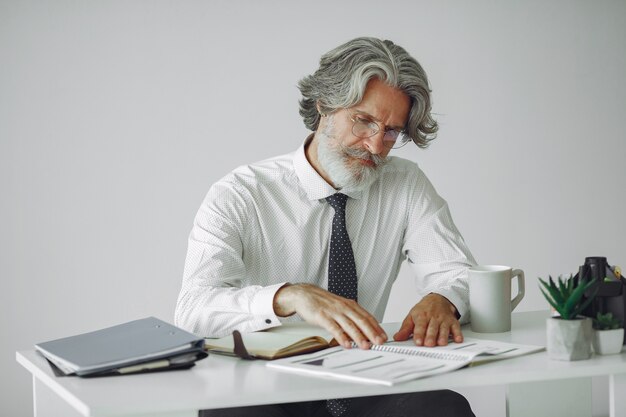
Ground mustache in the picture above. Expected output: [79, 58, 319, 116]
[342, 146, 387, 167]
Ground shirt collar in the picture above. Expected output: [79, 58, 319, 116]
[293, 135, 363, 201]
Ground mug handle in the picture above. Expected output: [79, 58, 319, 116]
[510, 269, 525, 311]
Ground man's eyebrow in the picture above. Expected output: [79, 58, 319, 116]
[353, 110, 405, 131]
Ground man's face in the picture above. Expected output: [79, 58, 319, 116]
[314, 78, 411, 190]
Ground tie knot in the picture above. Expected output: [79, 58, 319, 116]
[326, 193, 348, 211]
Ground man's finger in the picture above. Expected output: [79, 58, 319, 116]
[345, 306, 387, 345]
[422, 317, 441, 347]
[411, 314, 429, 346]
[450, 320, 464, 343]
[437, 322, 450, 346]
[335, 316, 370, 349]
[319, 318, 353, 348]
[393, 315, 414, 341]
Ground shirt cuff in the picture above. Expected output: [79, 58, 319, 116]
[249, 282, 287, 330]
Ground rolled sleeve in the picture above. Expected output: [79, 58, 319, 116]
[175, 182, 289, 338]
[403, 173, 476, 324]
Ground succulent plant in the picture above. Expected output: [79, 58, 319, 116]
[593, 312, 623, 330]
[538, 274, 598, 320]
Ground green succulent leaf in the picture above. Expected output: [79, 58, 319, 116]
[539, 288, 563, 316]
[538, 274, 598, 320]
[573, 282, 599, 318]
[593, 312, 623, 330]
[539, 277, 564, 305]
[558, 276, 568, 300]
[562, 281, 589, 319]
[548, 275, 557, 290]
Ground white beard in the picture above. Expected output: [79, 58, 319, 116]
[316, 116, 387, 192]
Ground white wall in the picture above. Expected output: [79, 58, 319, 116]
[2, 1, 625, 416]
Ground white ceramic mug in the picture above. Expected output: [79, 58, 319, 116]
[469, 265, 525, 333]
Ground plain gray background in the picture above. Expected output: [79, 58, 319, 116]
[2, 1, 625, 416]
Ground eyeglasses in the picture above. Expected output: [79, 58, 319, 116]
[348, 112, 411, 149]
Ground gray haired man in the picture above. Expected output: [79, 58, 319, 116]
[178, 37, 477, 417]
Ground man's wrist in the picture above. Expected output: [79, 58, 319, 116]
[273, 283, 296, 317]
[427, 292, 461, 319]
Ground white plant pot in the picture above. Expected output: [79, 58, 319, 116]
[592, 328, 625, 355]
[546, 316, 593, 361]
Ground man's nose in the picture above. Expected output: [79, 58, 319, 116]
[362, 131, 385, 155]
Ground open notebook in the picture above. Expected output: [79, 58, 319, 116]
[266, 337, 544, 386]
[204, 322, 338, 360]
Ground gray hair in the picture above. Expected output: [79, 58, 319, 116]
[298, 37, 438, 148]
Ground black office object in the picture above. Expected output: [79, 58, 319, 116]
[576, 256, 626, 344]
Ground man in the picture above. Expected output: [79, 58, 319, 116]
[176, 37, 476, 417]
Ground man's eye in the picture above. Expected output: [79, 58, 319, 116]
[357, 117, 377, 129]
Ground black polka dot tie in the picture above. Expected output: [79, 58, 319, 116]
[325, 193, 357, 417]
[326, 193, 358, 301]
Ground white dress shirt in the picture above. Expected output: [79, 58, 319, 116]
[175, 137, 477, 338]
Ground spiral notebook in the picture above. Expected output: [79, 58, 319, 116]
[266, 337, 543, 386]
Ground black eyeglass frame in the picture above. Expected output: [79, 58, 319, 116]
[348, 111, 412, 149]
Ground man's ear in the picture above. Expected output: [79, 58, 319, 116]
[316, 101, 326, 118]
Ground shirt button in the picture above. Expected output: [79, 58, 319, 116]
[265, 319, 272, 324]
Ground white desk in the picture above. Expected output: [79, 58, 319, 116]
[16, 311, 626, 417]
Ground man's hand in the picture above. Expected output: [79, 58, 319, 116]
[393, 293, 463, 347]
[273, 283, 387, 349]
